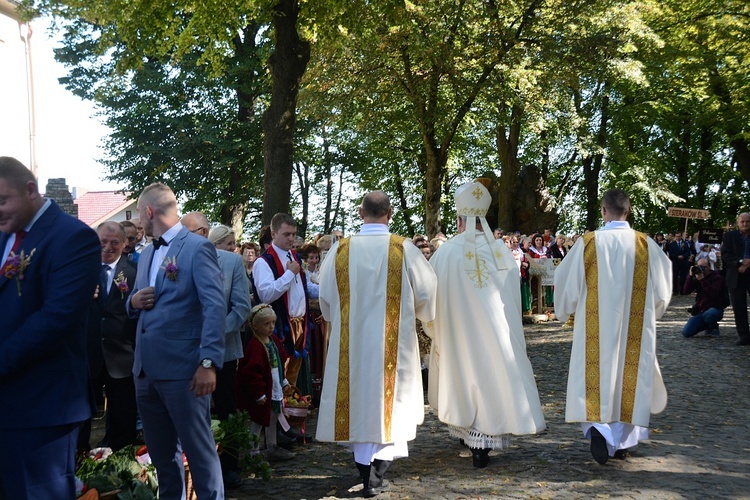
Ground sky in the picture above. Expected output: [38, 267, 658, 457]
[1, 14, 123, 194]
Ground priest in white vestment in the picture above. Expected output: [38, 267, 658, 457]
[554, 189, 672, 465]
[317, 191, 437, 497]
[423, 179, 546, 468]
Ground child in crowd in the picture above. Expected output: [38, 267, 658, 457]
[236, 304, 294, 461]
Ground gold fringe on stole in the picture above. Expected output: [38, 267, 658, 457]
[383, 235, 406, 442]
[334, 238, 352, 440]
[582, 232, 601, 421]
[620, 232, 649, 423]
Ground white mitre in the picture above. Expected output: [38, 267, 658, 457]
[455, 179, 504, 271]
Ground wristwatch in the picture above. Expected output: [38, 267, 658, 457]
[200, 358, 214, 369]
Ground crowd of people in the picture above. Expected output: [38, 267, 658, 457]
[3, 153, 749, 499]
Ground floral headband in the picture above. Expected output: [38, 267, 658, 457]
[249, 303, 275, 325]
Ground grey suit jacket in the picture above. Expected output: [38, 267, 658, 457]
[216, 249, 251, 363]
[127, 226, 226, 380]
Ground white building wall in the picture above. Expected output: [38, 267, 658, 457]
[0, 8, 32, 166]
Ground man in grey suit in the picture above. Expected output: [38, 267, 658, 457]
[126, 183, 226, 499]
[181, 213, 251, 488]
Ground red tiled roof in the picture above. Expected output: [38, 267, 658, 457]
[74, 191, 133, 226]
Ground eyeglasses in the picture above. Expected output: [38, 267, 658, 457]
[190, 227, 207, 234]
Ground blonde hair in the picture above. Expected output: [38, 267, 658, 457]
[209, 225, 235, 246]
[250, 304, 276, 329]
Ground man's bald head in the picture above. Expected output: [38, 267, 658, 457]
[359, 190, 392, 223]
[181, 212, 210, 239]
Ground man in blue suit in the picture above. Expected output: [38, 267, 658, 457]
[0, 157, 101, 499]
[126, 183, 226, 499]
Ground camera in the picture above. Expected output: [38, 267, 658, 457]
[691, 265, 703, 275]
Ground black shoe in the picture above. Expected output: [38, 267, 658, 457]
[613, 449, 629, 460]
[223, 469, 243, 489]
[363, 479, 390, 498]
[590, 428, 609, 465]
[471, 448, 490, 468]
[736, 338, 750, 345]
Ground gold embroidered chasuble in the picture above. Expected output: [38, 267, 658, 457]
[316, 231, 437, 445]
[423, 230, 546, 443]
[554, 226, 671, 428]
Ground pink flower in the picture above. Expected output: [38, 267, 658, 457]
[2, 248, 35, 296]
[113, 271, 130, 298]
[161, 257, 179, 282]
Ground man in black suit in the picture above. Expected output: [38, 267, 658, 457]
[721, 213, 750, 345]
[668, 231, 692, 294]
[79, 221, 139, 451]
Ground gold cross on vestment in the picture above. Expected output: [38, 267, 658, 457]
[472, 187, 483, 200]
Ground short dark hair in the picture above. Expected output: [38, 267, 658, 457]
[258, 225, 273, 248]
[361, 191, 391, 218]
[0, 156, 36, 191]
[601, 189, 631, 218]
[120, 220, 137, 231]
[270, 213, 297, 233]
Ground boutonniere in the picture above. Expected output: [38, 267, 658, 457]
[161, 256, 179, 282]
[2, 248, 36, 297]
[113, 270, 130, 298]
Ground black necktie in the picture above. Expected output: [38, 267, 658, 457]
[153, 236, 168, 249]
[287, 251, 298, 283]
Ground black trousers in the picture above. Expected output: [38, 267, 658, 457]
[672, 260, 690, 294]
[730, 273, 750, 339]
[79, 371, 137, 452]
[213, 359, 239, 473]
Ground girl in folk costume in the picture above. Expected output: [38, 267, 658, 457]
[236, 304, 294, 461]
[528, 233, 554, 307]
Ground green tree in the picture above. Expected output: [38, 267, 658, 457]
[30, 0, 309, 227]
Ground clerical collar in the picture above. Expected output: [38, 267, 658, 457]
[359, 223, 389, 235]
[603, 220, 630, 229]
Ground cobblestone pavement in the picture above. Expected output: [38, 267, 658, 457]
[226, 295, 748, 499]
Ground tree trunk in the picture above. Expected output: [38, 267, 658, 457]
[394, 166, 416, 237]
[582, 91, 610, 230]
[731, 137, 750, 183]
[495, 103, 523, 231]
[216, 24, 261, 234]
[261, 0, 310, 224]
[423, 141, 446, 238]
